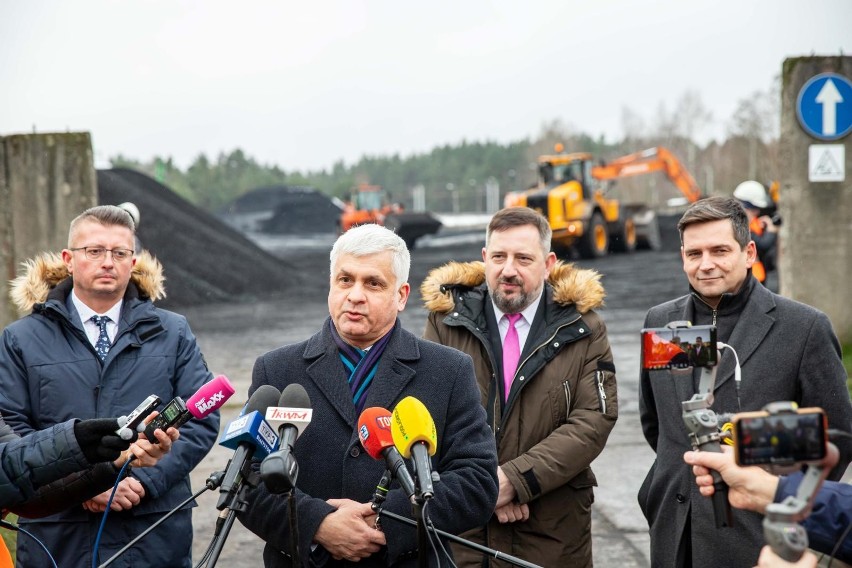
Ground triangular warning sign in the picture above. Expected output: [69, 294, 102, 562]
[809, 144, 845, 182]
[813, 149, 842, 176]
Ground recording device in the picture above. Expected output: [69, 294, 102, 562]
[260, 384, 313, 494]
[641, 324, 717, 370]
[142, 374, 235, 441]
[358, 407, 417, 503]
[116, 395, 161, 440]
[217, 385, 281, 510]
[391, 397, 438, 500]
[733, 406, 827, 468]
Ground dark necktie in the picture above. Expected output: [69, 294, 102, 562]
[90, 315, 112, 362]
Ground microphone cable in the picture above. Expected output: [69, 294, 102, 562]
[92, 457, 132, 568]
[0, 517, 58, 568]
[421, 500, 458, 568]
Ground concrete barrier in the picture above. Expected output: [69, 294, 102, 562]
[0, 132, 97, 328]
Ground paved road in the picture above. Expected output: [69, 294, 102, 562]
[178, 233, 687, 567]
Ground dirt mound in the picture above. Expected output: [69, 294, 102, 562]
[219, 185, 342, 235]
[97, 168, 300, 308]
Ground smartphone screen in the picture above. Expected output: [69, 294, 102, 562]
[640, 325, 717, 370]
[734, 409, 827, 466]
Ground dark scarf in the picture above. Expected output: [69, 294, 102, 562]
[329, 318, 398, 414]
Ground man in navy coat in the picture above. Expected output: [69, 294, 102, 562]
[238, 224, 498, 567]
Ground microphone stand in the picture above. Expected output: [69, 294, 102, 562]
[204, 464, 261, 568]
[98, 471, 225, 568]
[377, 509, 542, 568]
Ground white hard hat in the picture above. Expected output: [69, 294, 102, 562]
[117, 202, 140, 228]
[733, 181, 769, 209]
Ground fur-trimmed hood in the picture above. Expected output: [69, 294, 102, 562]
[420, 260, 605, 315]
[10, 250, 166, 315]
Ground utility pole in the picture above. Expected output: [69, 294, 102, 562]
[779, 56, 852, 343]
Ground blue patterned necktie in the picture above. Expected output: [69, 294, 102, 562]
[90, 315, 112, 362]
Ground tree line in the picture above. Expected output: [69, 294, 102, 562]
[111, 82, 780, 214]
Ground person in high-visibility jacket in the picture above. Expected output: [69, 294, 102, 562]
[733, 181, 778, 284]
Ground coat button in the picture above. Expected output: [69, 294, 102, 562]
[519, 376, 525, 381]
[553, 342, 559, 348]
[578, 328, 585, 333]
[676, 493, 686, 503]
[452, 312, 459, 317]
[350, 447, 360, 458]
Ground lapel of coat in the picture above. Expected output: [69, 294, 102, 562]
[713, 284, 776, 394]
[361, 325, 417, 413]
[303, 320, 418, 425]
[304, 320, 359, 425]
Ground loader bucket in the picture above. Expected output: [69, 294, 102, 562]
[383, 212, 443, 250]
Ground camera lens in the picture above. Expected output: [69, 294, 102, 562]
[771, 213, 782, 227]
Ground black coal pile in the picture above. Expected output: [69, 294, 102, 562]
[219, 185, 342, 234]
[98, 168, 299, 308]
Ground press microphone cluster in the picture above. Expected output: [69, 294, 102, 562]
[217, 385, 281, 510]
[143, 374, 235, 441]
[357, 396, 438, 502]
[114, 375, 235, 442]
[261, 384, 313, 494]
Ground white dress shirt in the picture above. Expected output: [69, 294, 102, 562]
[71, 291, 123, 347]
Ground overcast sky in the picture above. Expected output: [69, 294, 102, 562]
[2, 0, 850, 171]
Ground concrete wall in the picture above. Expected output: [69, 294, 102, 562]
[0, 132, 97, 328]
[779, 56, 852, 343]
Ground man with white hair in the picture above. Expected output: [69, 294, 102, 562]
[238, 224, 498, 567]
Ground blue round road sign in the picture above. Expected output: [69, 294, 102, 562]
[796, 73, 852, 140]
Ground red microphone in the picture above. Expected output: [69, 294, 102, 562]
[142, 375, 235, 440]
[358, 407, 416, 502]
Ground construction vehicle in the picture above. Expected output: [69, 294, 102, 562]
[504, 145, 703, 258]
[339, 183, 442, 250]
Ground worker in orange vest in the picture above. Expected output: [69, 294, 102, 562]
[733, 181, 779, 284]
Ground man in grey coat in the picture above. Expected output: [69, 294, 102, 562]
[638, 196, 852, 568]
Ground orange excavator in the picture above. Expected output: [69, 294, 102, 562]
[504, 145, 703, 258]
[339, 184, 442, 250]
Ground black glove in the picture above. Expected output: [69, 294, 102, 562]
[74, 418, 136, 464]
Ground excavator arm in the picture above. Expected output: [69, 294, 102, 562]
[592, 147, 703, 203]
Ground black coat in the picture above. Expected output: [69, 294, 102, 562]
[238, 318, 498, 567]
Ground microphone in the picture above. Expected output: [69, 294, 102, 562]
[216, 385, 281, 510]
[391, 397, 438, 500]
[260, 384, 313, 494]
[358, 407, 416, 503]
[141, 375, 235, 441]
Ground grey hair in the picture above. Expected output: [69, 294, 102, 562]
[486, 207, 552, 255]
[330, 224, 410, 286]
[677, 196, 751, 249]
[68, 205, 136, 247]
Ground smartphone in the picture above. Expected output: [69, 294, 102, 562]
[732, 407, 827, 467]
[640, 324, 717, 370]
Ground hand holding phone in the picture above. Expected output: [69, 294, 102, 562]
[733, 407, 827, 468]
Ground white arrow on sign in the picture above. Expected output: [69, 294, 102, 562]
[815, 79, 843, 136]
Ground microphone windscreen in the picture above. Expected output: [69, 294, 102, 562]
[358, 407, 395, 460]
[278, 383, 311, 409]
[391, 396, 437, 458]
[186, 375, 236, 419]
[245, 385, 282, 415]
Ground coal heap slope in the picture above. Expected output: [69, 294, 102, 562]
[97, 168, 298, 308]
[221, 185, 342, 234]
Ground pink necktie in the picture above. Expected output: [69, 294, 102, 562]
[503, 313, 522, 402]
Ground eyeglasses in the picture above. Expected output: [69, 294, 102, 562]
[70, 246, 135, 262]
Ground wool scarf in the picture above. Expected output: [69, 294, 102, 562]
[329, 318, 398, 414]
